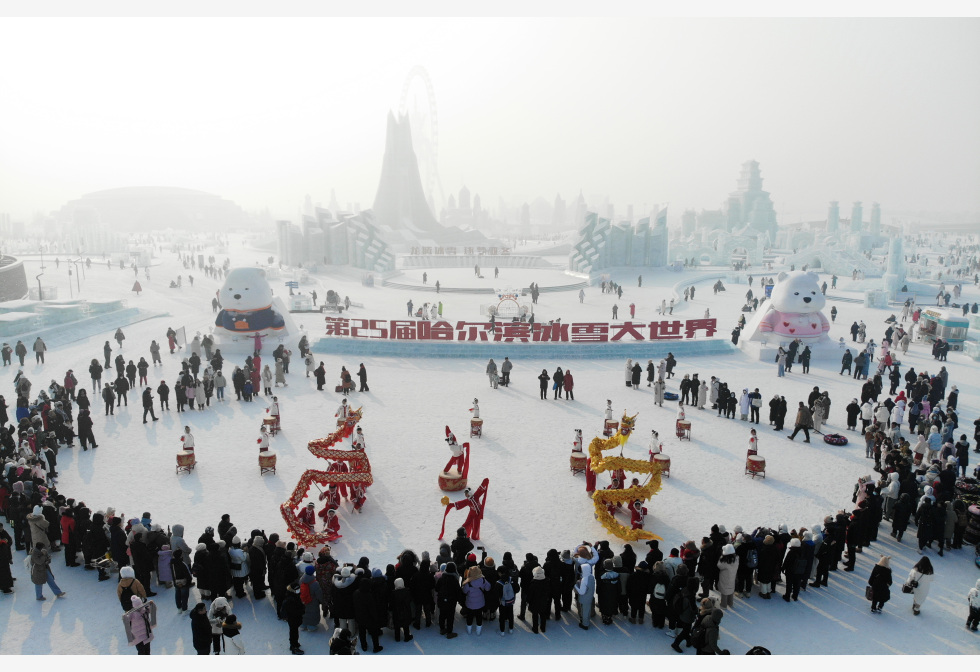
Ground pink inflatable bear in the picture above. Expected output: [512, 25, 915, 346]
[758, 270, 831, 340]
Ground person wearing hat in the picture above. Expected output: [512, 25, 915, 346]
[696, 608, 729, 655]
[782, 538, 806, 602]
[141, 387, 158, 424]
[30, 541, 66, 601]
[228, 537, 250, 599]
[716, 544, 738, 609]
[281, 583, 306, 654]
[297, 503, 316, 532]
[121, 595, 156, 654]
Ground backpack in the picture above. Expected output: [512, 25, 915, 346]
[500, 579, 515, 605]
[690, 616, 709, 650]
[746, 548, 758, 569]
[300, 581, 312, 605]
[119, 582, 135, 607]
[652, 581, 666, 601]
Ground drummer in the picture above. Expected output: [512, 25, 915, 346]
[676, 402, 686, 422]
[572, 429, 583, 453]
[180, 426, 195, 452]
[649, 429, 662, 457]
[257, 425, 270, 452]
[268, 396, 280, 428]
[604, 400, 613, 421]
[747, 428, 758, 457]
[470, 398, 480, 419]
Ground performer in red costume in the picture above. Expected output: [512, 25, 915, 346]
[318, 484, 341, 522]
[585, 457, 597, 492]
[327, 460, 349, 498]
[297, 502, 316, 532]
[605, 476, 624, 517]
[350, 483, 367, 513]
[324, 508, 341, 541]
[439, 478, 489, 540]
[630, 500, 648, 530]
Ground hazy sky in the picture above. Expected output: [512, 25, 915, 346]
[0, 17, 977, 222]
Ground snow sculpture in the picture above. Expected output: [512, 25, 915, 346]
[213, 268, 293, 347]
[743, 270, 831, 343]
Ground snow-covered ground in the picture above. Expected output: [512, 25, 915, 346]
[1, 239, 979, 656]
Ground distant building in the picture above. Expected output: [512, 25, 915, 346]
[277, 208, 395, 273]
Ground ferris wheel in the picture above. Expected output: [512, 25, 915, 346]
[399, 65, 446, 212]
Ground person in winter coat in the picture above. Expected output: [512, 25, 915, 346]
[552, 367, 565, 399]
[788, 402, 813, 442]
[868, 555, 892, 614]
[170, 549, 193, 612]
[436, 561, 462, 639]
[390, 577, 414, 642]
[891, 493, 913, 542]
[300, 565, 325, 631]
[907, 556, 934, 615]
[281, 583, 306, 655]
[697, 608, 729, 655]
[494, 568, 518, 634]
[187, 603, 212, 655]
[248, 537, 267, 599]
[966, 578, 980, 631]
[156, 545, 173, 589]
[537, 369, 550, 400]
[207, 596, 232, 654]
[716, 545, 738, 609]
[670, 577, 700, 651]
[460, 565, 491, 634]
[117, 565, 147, 611]
[31, 541, 65, 600]
[450, 528, 474, 567]
[756, 535, 776, 599]
[121, 595, 156, 654]
[331, 566, 357, 635]
[575, 563, 596, 630]
[228, 538, 250, 599]
[27, 505, 49, 552]
[522, 565, 550, 633]
[625, 560, 651, 623]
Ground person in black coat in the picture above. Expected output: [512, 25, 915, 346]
[664, 565, 689, 627]
[353, 576, 383, 653]
[109, 518, 129, 567]
[314, 363, 326, 391]
[626, 561, 652, 623]
[517, 552, 538, 620]
[755, 535, 776, 598]
[436, 562, 462, 639]
[915, 498, 935, 552]
[209, 542, 232, 600]
[450, 528, 474, 567]
[846, 399, 861, 431]
[542, 549, 563, 619]
[281, 584, 306, 654]
[781, 539, 806, 601]
[190, 603, 213, 655]
[524, 566, 552, 633]
[390, 577, 413, 642]
[129, 532, 156, 596]
[867, 556, 892, 613]
[596, 559, 621, 625]
[537, 369, 550, 400]
[81, 511, 108, 566]
[357, 364, 369, 393]
[410, 559, 436, 628]
[248, 539, 268, 599]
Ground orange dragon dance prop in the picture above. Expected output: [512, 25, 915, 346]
[280, 407, 374, 548]
[589, 410, 663, 542]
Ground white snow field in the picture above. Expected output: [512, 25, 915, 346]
[1, 239, 978, 656]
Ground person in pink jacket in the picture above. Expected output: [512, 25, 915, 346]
[122, 595, 156, 654]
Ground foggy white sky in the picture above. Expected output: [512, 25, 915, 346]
[0, 16, 977, 222]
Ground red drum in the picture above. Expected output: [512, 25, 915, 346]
[675, 420, 691, 441]
[176, 451, 196, 475]
[745, 455, 766, 478]
[653, 453, 671, 478]
[603, 420, 619, 437]
[259, 452, 277, 475]
[470, 418, 484, 438]
[438, 472, 467, 492]
[570, 453, 587, 475]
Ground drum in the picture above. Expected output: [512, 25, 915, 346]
[653, 453, 671, 477]
[746, 455, 766, 478]
[259, 452, 277, 475]
[470, 418, 484, 438]
[263, 416, 277, 428]
[964, 505, 980, 545]
[603, 420, 619, 437]
[438, 471, 467, 492]
[176, 450, 196, 474]
[570, 453, 588, 475]
[675, 420, 691, 440]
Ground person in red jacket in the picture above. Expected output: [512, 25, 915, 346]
[60, 508, 80, 567]
[563, 370, 575, 400]
[324, 509, 341, 541]
[630, 500, 648, 530]
[297, 503, 316, 532]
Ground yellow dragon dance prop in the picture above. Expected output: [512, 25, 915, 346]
[589, 410, 663, 542]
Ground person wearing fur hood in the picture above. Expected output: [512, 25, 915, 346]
[121, 595, 156, 654]
[207, 596, 233, 654]
[27, 506, 49, 551]
[169, 524, 193, 567]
